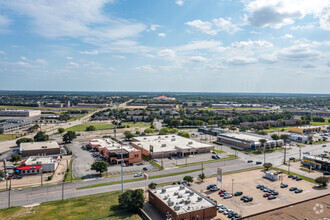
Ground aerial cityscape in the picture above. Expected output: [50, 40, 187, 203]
[0, 0, 329, 220]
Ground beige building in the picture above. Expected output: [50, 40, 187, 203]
[20, 141, 61, 157]
[0, 109, 41, 117]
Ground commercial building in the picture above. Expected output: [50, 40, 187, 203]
[289, 134, 311, 143]
[148, 185, 217, 220]
[75, 103, 109, 108]
[147, 104, 178, 109]
[217, 132, 283, 149]
[17, 155, 61, 175]
[20, 141, 61, 157]
[183, 102, 203, 108]
[0, 109, 41, 117]
[153, 95, 176, 101]
[131, 135, 213, 158]
[288, 126, 324, 134]
[89, 138, 141, 165]
[301, 155, 330, 171]
[0, 119, 31, 134]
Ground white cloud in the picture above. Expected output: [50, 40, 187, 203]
[66, 56, 73, 60]
[185, 20, 217, 35]
[277, 44, 321, 60]
[189, 56, 207, 62]
[67, 62, 80, 67]
[212, 18, 240, 33]
[0, 50, 5, 55]
[157, 49, 176, 58]
[112, 55, 126, 59]
[135, 65, 155, 72]
[108, 67, 116, 71]
[0, 14, 10, 32]
[186, 17, 240, 35]
[302, 63, 315, 68]
[231, 40, 273, 49]
[177, 40, 222, 51]
[158, 33, 166, 37]
[176, 0, 184, 6]
[21, 56, 27, 60]
[36, 59, 47, 64]
[4, 0, 147, 49]
[290, 24, 314, 30]
[224, 57, 258, 65]
[281, 34, 293, 39]
[80, 50, 99, 55]
[149, 25, 160, 31]
[258, 54, 277, 63]
[244, 0, 330, 30]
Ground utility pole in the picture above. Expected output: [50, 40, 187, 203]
[264, 148, 266, 164]
[41, 168, 43, 187]
[299, 146, 301, 161]
[62, 182, 64, 201]
[283, 144, 287, 164]
[232, 179, 234, 195]
[121, 143, 124, 193]
[161, 151, 163, 168]
[201, 162, 204, 175]
[8, 178, 11, 208]
[288, 159, 291, 175]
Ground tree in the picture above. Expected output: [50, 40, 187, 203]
[159, 127, 170, 135]
[118, 189, 145, 211]
[239, 125, 248, 132]
[259, 139, 267, 149]
[124, 131, 134, 140]
[258, 131, 267, 135]
[11, 154, 21, 164]
[63, 131, 77, 143]
[315, 176, 330, 187]
[183, 175, 194, 184]
[0, 170, 4, 178]
[135, 130, 140, 135]
[91, 161, 108, 176]
[59, 113, 71, 122]
[34, 131, 49, 142]
[148, 182, 157, 189]
[58, 128, 65, 133]
[170, 119, 181, 128]
[229, 125, 236, 131]
[85, 125, 96, 131]
[198, 173, 205, 182]
[28, 124, 39, 132]
[280, 134, 289, 163]
[263, 163, 272, 170]
[144, 128, 154, 134]
[16, 138, 34, 147]
[178, 131, 190, 138]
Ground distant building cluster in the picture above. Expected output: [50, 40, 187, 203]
[0, 119, 31, 134]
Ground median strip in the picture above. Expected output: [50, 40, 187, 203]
[176, 154, 238, 167]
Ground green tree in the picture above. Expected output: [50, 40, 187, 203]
[28, 124, 40, 132]
[169, 128, 179, 134]
[198, 173, 205, 182]
[178, 131, 190, 138]
[183, 175, 194, 184]
[315, 176, 330, 187]
[118, 189, 145, 211]
[16, 138, 34, 147]
[124, 131, 134, 140]
[85, 125, 96, 131]
[263, 163, 272, 170]
[59, 113, 71, 121]
[11, 154, 22, 164]
[58, 128, 65, 133]
[34, 131, 49, 142]
[0, 170, 5, 178]
[239, 125, 249, 132]
[159, 127, 170, 135]
[170, 119, 181, 128]
[91, 161, 108, 176]
[144, 128, 154, 134]
[148, 182, 157, 189]
[63, 131, 77, 143]
[259, 139, 267, 149]
[135, 130, 140, 135]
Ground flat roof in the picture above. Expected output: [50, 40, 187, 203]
[20, 141, 60, 151]
[90, 138, 139, 152]
[24, 155, 60, 165]
[151, 185, 215, 215]
[218, 132, 275, 142]
[132, 135, 212, 153]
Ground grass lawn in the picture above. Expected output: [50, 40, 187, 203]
[262, 127, 290, 133]
[123, 122, 151, 128]
[65, 123, 115, 131]
[0, 191, 141, 220]
[271, 167, 315, 183]
[232, 146, 288, 155]
[0, 134, 17, 141]
[68, 113, 89, 122]
[176, 154, 237, 167]
[211, 149, 225, 154]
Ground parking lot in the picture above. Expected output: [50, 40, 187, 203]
[191, 169, 329, 218]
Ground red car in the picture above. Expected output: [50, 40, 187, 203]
[218, 189, 226, 194]
[263, 193, 271, 197]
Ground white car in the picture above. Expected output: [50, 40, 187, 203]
[134, 173, 142, 177]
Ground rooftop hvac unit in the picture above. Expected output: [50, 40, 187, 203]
[165, 136, 168, 138]
[174, 192, 178, 195]
[197, 197, 202, 202]
[179, 199, 184, 204]
[171, 138, 176, 141]
[185, 199, 191, 204]
[168, 200, 174, 206]
[178, 194, 182, 198]
[172, 135, 175, 137]
[185, 190, 190, 193]
[158, 136, 161, 138]
[174, 205, 180, 211]
[188, 141, 193, 145]
[161, 188, 166, 193]
[161, 144, 166, 147]
[179, 186, 185, 190]
[144, 138, 147, 140]
[189, 192, 194, 196]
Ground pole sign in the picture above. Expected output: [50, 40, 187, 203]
[217, 168, 222, 182]
[143, 173, 148, 180]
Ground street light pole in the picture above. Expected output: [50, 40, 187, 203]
[41, 167, 43, 187]
[121, 143, 123, 193]
[8, 178, 11, 208]
[232, 179, 234, 195]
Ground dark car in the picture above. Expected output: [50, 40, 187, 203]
[211, 155, 218, 159]
[281, 184, 288, 188]
[256, 161, 262, 165]
[323, 171, 330, 175]
[168, 156, 173, 160]
[143, 167, 148, 171]
[13, 175, 23, 179]
[289, 157, 295, 160]
[288, 175, 293, 178]
[207, 184, 217, 190]
[234, 191, 243, 196]
[295, 189, 303, 193]
[296, 177, 302, 181]
[268, 195, 276, 200]
[271, 191, 278, 195]
[289, 187, 297, 191]
[256, 184, 264, 189]
[247, 160, 253, 163]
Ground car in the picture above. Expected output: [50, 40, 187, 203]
[143, 167, 148, 171]
[13, 175, 23, 179]
[219, 189, 226, 194]
[268, 195, 276, 200]
[296, 177, 302, 181]
[281, 184, 288, 188]
[223, 210, 229, 215]
[215, 155, 221, 159]
[218, 208, 224, 213]
[134, 173, 142, 177]
[289, 157, 295, 160]
[241, 196, 247, 200]
[210, 186, 220, 191]
[168, 156, 173, 160]
[288, 174, 294, 178]
[289, 187, 297, 191]
[292, 176, 298, 180]
[256, 161, 262, 165]
[224, 194, 232, 199]
[322, 145, 327, 147]
[263, 188, 270, 192]
[271, 191, 278, 195]
[211, 155, 217, 159]
[220, 193, 226, 197]
[207, 184, 217, 190]
[247, 160, 253, 163]
[295, 189, 303, 193]
[256, 184, 264, 189]
[263, 193, 271, 197]
[324, 171, 330, 175]
[234, 191, 243, 196]
[153, 159, 159, 162]
[324, 151, 329, 153]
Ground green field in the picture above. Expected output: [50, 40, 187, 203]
[123, 122, 151, 128]
[176, 154, 237, 167]
[0, 134, 22, 141]
[0, 191, 141, 220]
[65, 123, 115, 131]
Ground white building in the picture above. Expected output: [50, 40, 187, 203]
[17, 155, 61, 175]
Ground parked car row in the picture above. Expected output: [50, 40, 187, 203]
[219, 190, 233, 199]
[288, 175, 302, 181]
[211, 155, 221, 159]
[240, 195, 253, 202]
[289, 186, 303, 193]
[217, 204, 242, 219]
[257, 184, 279, 200]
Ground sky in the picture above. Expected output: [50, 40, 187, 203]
[0, 0, 329, 93]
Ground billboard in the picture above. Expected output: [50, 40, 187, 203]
[143, 173, 148, 180]
[217, 168, 222, 182]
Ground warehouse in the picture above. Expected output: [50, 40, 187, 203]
[0, 109, 41, 117]
[131, 135, 213, 159]
[217, 132, 283, 149]
[20, 141, 61, 157]
[288, 126, 324, 134]
[148, 185, 217, 220]
[17, 155, 61, 175]
[0, 119, 31, 134]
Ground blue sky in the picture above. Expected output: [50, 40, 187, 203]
[0, 0, 329, 93]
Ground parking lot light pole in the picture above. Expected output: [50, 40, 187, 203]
[121, 143, 123, 193]
[232, 179, 234, 195]
[41, 167, 43, 187]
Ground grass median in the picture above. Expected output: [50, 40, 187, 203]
[142, 154, 163, 170]
[272, 167, 316, 183]
[176, 154, 238, 167]
[77, 168, 202, 190]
